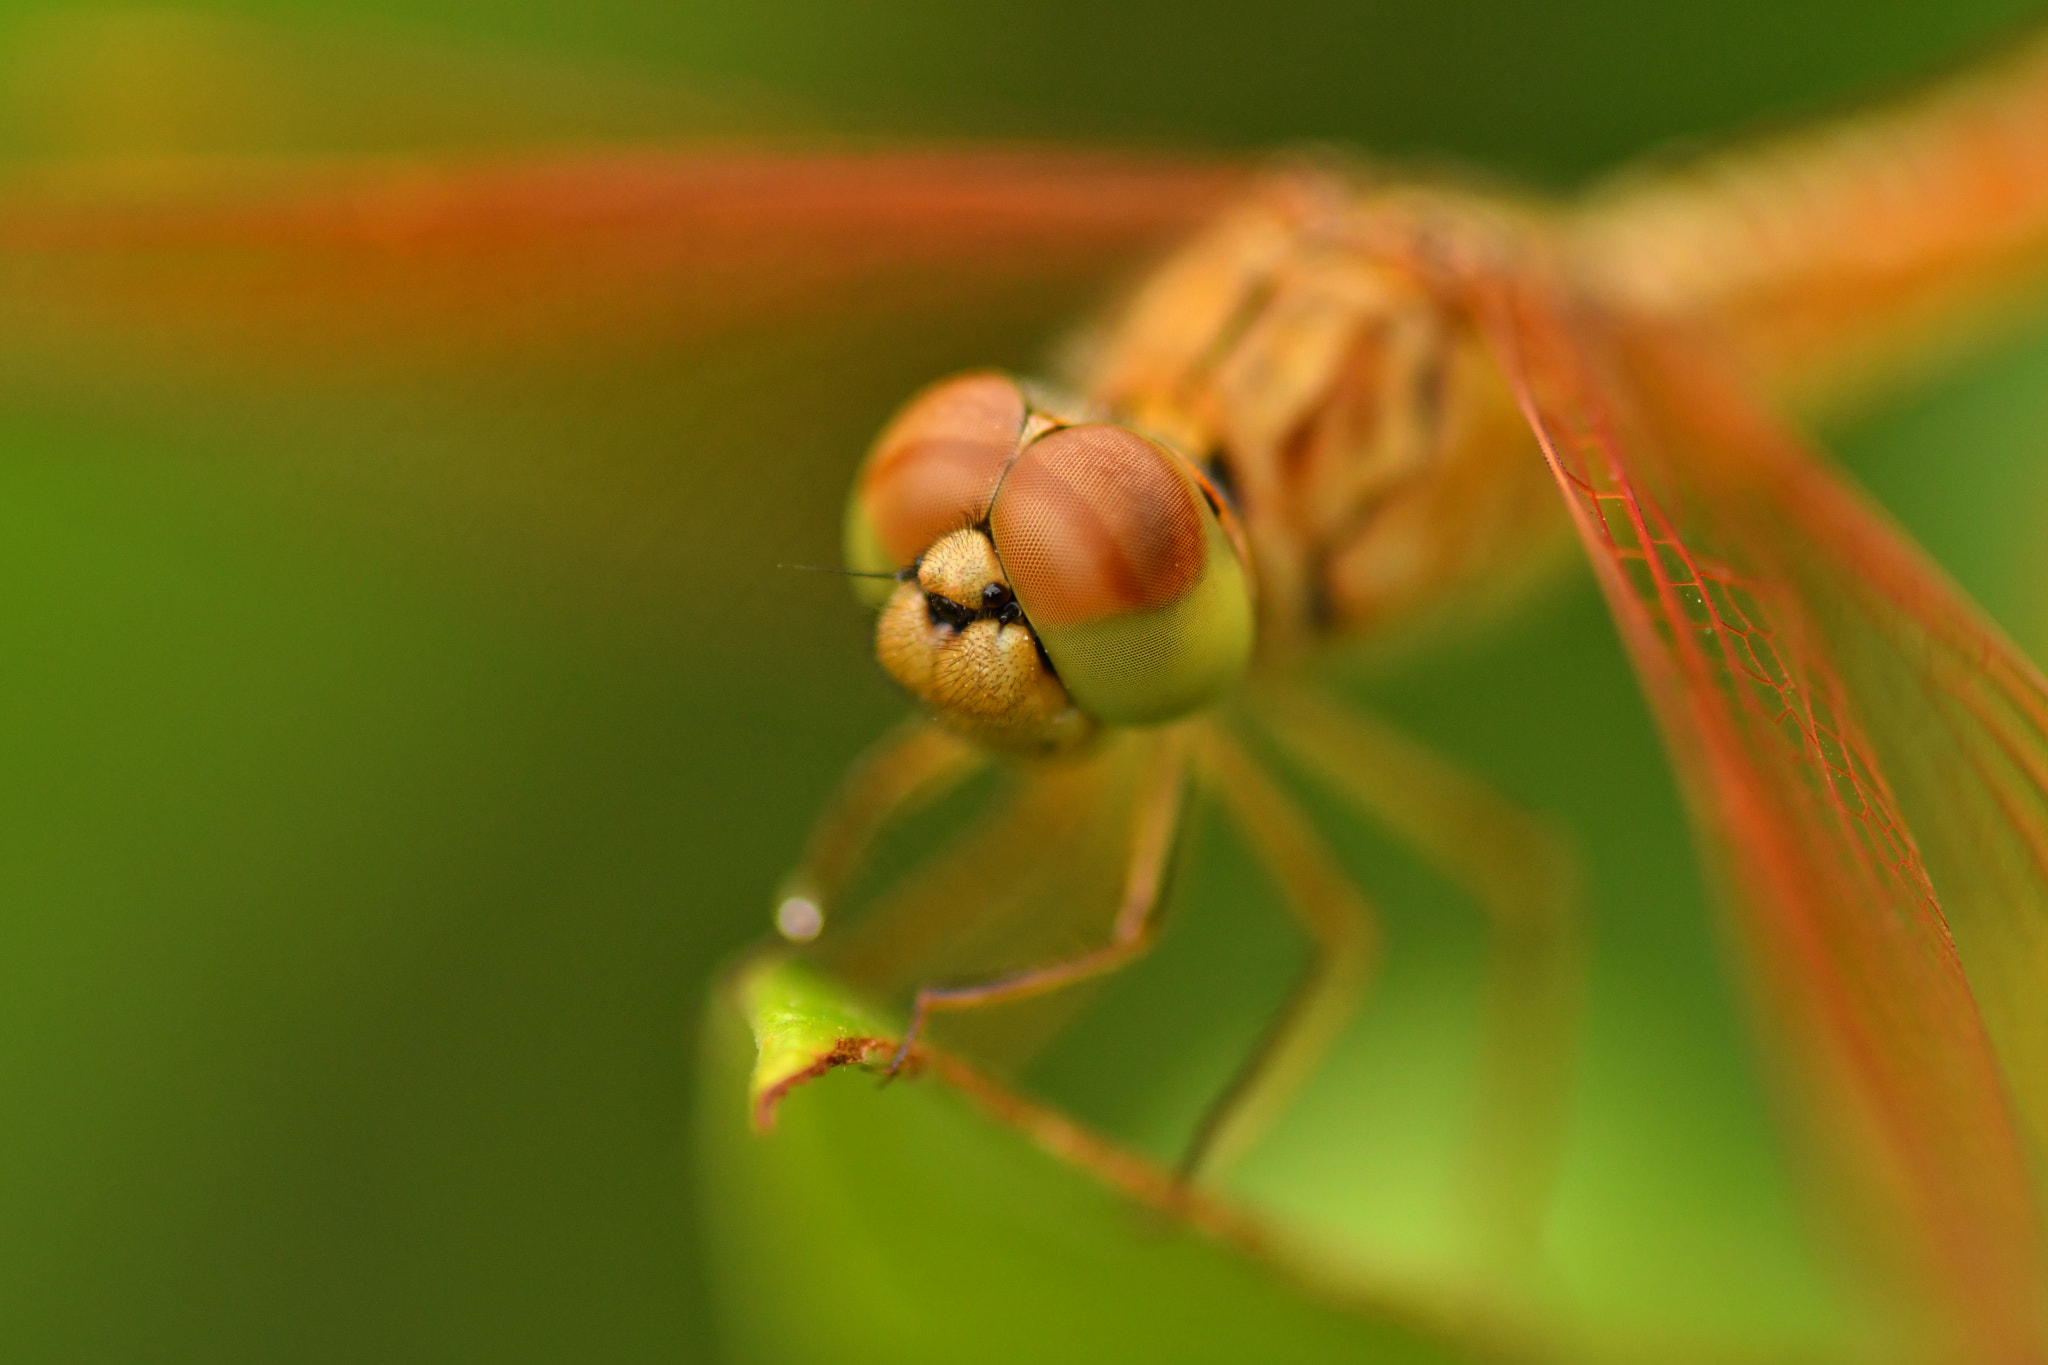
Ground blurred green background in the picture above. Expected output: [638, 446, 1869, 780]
[4, 0, 2048, 1360]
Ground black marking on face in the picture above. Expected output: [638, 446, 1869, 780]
[926, 594, 977, 630]
[1200, 452, 1240, 512]
[927, 581, 1031, 633]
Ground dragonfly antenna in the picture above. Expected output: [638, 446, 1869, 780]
[777, 563, 901, 579]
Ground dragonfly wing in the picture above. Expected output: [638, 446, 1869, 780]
[1474, 272, 2048, 1354]
[0, 9, 1242, 363]
[0, 147, 1243, 365]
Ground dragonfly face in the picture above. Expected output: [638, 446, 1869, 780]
[844, 371, 1256, 750]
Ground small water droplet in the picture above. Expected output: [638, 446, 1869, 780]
[775, 896, 823, 943]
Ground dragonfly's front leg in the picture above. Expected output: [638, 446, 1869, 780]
[1183, 727, 1381, 1180]
[773, 718, 985, 943]
[884, 731, 1191, 1075]
[1253, 682, 1583, 1269]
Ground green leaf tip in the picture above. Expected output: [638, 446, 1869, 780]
[735, 952, 901, 1133]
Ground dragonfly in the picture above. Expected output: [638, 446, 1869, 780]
[7, 13, 2048, 1360]
[758, 36, 2048, 1361]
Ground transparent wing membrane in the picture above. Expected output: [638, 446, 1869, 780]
[1636, 326, 2048, 1167]
[1478, 273, 2048, 1353]
[0, 9, 1238, 371]
[1576, 24, 2048, 411]
[0, 147, 1241, 370]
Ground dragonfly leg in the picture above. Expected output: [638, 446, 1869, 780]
[773, 718, 985, 943]
[1251, 681, 1583, 1267]
[1181, 726, 1380, 1181]
[883, 732, 1190, 1075]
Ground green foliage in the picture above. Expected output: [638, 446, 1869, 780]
[706, 953, 1504, 1364]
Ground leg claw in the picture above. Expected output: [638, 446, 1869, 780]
[879, 1018, 922, 1085]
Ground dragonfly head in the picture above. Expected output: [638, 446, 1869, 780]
[843, 371, 1256, 751]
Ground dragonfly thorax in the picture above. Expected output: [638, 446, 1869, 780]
[1081, 173, 1566, 653]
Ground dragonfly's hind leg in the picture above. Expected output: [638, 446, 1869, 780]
[883, 731, 1191, 1074]
[772, 718, 985, 943]
[1253, 682, 1583, 1269]
[1181, 726, 1381, 1181]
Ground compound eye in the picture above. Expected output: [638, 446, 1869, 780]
[842, 372, 1027, 605]
[989, 424, 1253, 724]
